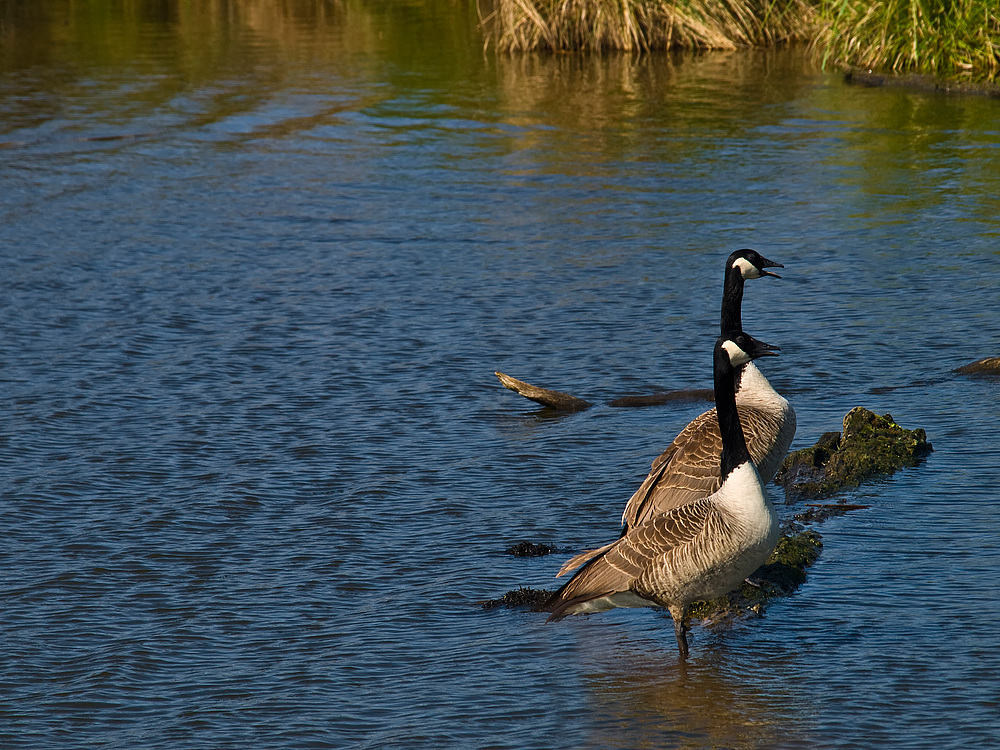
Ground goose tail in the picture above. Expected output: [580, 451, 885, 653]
[556, 543, 614, 577]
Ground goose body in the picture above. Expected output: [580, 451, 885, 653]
[551, 463, 778, 618]
[545, 333, 782, 656]
[558, 250, 795, 577]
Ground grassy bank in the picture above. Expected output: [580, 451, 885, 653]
[817, 0, 1000, 81]
[479, 0, 1000, 82]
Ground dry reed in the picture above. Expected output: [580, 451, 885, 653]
[479, 0, 819, 52]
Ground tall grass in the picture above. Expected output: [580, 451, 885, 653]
[480, 0, 1000, 82]
[479, 0, 818, 52]
[816, 0, 1000, 80]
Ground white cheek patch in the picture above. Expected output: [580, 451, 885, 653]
[732, 257, 760, 279]
[722, 339, 752, 366]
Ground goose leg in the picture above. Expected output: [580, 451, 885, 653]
[670, 605, 689, 658]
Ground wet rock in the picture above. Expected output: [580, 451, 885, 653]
[793, 503, 870, 524]
[954, 356, 1000, 380]
[481, 586, 551, 610]
[776, 407, 932, 500]
[504, 541, 557, 557]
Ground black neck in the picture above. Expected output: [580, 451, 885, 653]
[720, 265, 745, 333]
[715, 343, 751, 479]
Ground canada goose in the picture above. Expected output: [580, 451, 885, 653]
[544, 331, 782, 657]
[557, 249, 795, 575]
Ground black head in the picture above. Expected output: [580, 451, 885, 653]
[718, 330, 781, 367]
[727, 248, 783, 280]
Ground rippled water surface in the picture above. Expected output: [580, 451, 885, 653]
[3, 2, 1000, 748]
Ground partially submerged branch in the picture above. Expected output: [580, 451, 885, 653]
[495, 371, 592, 411]
[495, 371, 712, 411]
[955, 356, 1000, 379]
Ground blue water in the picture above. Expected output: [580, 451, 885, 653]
[3, 5, 1000, 748]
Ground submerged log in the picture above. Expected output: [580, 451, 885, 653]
[495, 371, 712, 411]
[954, 356, 1000, 379]
[846, 70, 1000, 99]
[607, 389, 714, 408]
[495, 371, 592, 412]
[776, 407, 933, 500]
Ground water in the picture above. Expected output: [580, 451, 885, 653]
[2, 3, 1000, 748]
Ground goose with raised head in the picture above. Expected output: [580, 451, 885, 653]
[544, 331, 783, 657]
[557, 249, 795, 576]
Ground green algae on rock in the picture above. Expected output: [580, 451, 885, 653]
[776, 407, 933, 500]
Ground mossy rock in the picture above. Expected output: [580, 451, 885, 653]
[776, 407, 932, 500]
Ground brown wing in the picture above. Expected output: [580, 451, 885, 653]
[556, 543, 614, 577]
[546, 500, 714, 620]
[741, 406, 796, 482]
[621, 408, 724, 528]
[621, 403, 792, 531]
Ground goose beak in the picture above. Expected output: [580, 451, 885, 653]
[758, 257, 784, 279]
[752, 339, 782, 358]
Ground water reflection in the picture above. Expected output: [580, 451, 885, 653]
[561, 624, 812, 749]
[0, 0, 485, 146]
[491, 48, 823, 159]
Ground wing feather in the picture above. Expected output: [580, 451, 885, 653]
[546, 501, 714, 619]
[621, 403, 793, 529]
